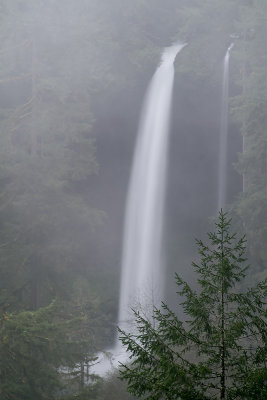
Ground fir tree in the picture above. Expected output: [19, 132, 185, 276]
[119, 212, 267, 400]
[0, 299, 101, 400]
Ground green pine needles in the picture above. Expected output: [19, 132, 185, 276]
[118, 211, 267, 400]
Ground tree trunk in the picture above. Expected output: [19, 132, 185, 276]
[220, 286, 226, 400]
[80, 362, 85, 389]
[220, 229, 226, 400]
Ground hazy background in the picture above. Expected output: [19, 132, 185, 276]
[0, 0, 266, 398]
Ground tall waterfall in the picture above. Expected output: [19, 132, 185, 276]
[118, 43, 186, 333]
[91, 44, 185, 376]
[217, 43, 234, 211]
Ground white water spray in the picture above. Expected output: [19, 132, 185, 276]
[91, 43, 186, 377]
[118, 43, 186, 331]
[91, 44, 185, 376]
[217, 43, 234, 210]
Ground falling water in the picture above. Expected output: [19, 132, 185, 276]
[217, 43, 234, 210]
[118, 43, 186, 332]
[90, 43, 185, 376]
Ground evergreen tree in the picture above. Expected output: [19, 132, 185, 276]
[0, 299, 100, 400]
[231, 0, 267, 276]
[119, 212, 267, 400]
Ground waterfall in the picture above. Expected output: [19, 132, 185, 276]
[90, 43, 185, 376]
[217, 43, 234, 211]
[118, 43, 186, 333]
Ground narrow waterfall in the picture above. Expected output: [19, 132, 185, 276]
[217, 43, 234, 211]
[118, 43, 186, 333]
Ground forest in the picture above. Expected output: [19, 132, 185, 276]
[0, 0, 266, 399]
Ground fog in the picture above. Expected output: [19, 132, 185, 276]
[0, 0, 266, 398]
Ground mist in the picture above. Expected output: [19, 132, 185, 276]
[0, 0, 266, 399]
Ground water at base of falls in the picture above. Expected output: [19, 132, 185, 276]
[91, 42, 186, 377]
[89, 345, 128, 377]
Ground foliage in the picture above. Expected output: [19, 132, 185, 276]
[62, 379, 104, 400]
[0, 0, 105, 311]
[119, 212, 267, 399]
[0, 299, 99, 400]
[0, 0, 266, 398]
[0, 1, 172, 397]
[230, 0, 267, 274]
[95, 372, 136, 400]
